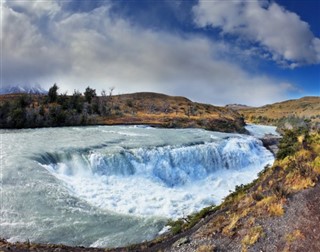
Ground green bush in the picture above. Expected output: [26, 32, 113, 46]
[84, 86, 96, 104]
[48, 84, 59, 103]
[16, 95, 31, 108]
[277, 130, 299, 159]
[9, 108, 26, 128]
[167, 219, 184, 235]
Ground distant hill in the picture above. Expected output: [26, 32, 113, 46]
[0, 85, 47, 95]
[235, 96, 320, 131]
[225, 104, 253, 110]
[0, 92, 246, 133]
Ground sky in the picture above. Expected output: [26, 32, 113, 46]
[1, 0, 320, 106]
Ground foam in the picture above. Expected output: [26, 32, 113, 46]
[41, 136, 274, 219]
[245, 124, 280, 138]
[1, 125, 276, 247]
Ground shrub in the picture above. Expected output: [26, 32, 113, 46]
[252, 192, 264, 201]
[16, 95, 31, 108]
[48, 84, 59, 103]
[196, 244, 216, 252]
[242, 226, 263, 249]
[277, 130, 299, 159]
[268, 202, 284, 216]
[126, 100, 134, 107]
[185, 205, 216, 229]
[84, 86, 96, 104]
[0, 101, 10, 120]
[167, 219, 184, 235]
[71, 90, 83, 112]
[9, 107, 26, 128]
[285, 230, 304, 243]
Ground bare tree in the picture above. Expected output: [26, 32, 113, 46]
[108, 87, 115, 114]
[101, 89, 107, 97]
[109, 87, 115, 97]
[99, 89, 107, 115]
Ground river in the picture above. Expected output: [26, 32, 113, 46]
[0, 125, 276, 247]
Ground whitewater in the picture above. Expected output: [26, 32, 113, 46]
[0, 125, 276, 247]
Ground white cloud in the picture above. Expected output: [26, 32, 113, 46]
[4, 0, 61, 21]
[2, 0, 297, 106]
[193, 0, 320, 67]
[2, 2, 69, 82]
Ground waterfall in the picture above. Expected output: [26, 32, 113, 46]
[37, 136, 273, 218]
[1, 125, 275, 247]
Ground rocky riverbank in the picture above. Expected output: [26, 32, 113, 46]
[260, 133, 281, 156]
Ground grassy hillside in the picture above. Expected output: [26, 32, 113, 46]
[235, 96, 320, 131]
[0, 92, 246, 133]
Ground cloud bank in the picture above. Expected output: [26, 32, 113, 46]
[193, 0, 320, 68]
[2, 0, 312, 106]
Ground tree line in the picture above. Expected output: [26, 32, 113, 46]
[0, 84, 115, 128]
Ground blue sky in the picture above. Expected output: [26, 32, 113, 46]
[2, 0, 320, 106]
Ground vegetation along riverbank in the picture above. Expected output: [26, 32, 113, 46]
[0, 85, 246, 133]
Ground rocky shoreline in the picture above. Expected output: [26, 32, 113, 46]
[260, 133, 281, 156]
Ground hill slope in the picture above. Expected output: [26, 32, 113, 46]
[234, 96, 320, 131]
[0, 92, 246, 133]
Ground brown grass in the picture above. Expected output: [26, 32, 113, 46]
[196, 244, 216, 252]
[237, 96, 320, 126]
[222, 214, 240, 236]
[285, 229, 304, 243]
[268, 202, 284, 216]
[241, 226, 264, 251]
